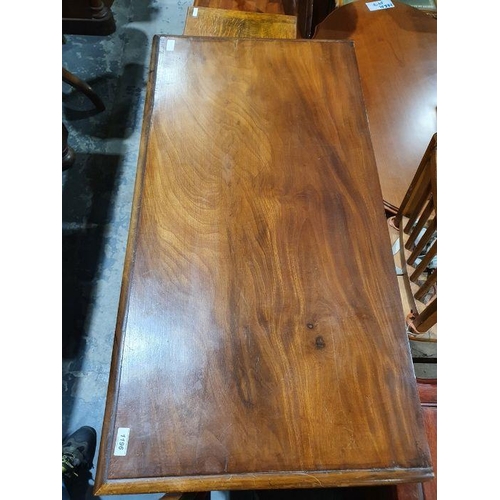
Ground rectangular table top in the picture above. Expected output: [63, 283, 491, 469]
[94, 36, 432, 496]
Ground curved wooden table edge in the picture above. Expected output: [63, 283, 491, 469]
[94, 467, 434, 495]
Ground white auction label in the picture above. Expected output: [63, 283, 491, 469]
[166, 39, 176, 51]
[192, 7, 198, 16]
[113, 427, 130, 456]
[366, 0, 394, 10]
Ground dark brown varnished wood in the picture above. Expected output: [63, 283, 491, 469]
[62, 123, 75, 170]
[159, 493, 209, 500]
[193, 0, 286, 14]
[62, 0, 116, 35]
[94, 36, 432, 496]
[314, 1, 436, 212]
[62, 68, 106, 112]
[183, 7, 297, 38]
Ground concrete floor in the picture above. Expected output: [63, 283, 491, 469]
[62, 0, 190, 498]
[62, 1, 435, 497]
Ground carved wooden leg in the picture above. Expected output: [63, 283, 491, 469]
[63, 123, 76, 170]
[90, 0, 111, 20]
[62, 67, 105, 111]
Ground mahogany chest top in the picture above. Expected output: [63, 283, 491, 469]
[95, 36, 432, 496]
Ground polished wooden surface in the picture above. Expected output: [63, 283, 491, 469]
[314, 1, 437, 212]
[336, 0, 437, 15]
[94, 36, 432, 496]
[190, 0, 330, 38]
[183, 7, 297, 38]
[194, 0, 285, 14]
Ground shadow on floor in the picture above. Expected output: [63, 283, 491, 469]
[62, 152, 122, 360]
[216, 487, 399, 500]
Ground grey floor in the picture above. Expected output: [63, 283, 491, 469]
[62, 0, 190, 498]
[62, 1, 435, 498]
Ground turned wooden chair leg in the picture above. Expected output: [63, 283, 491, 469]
[62, 67, 105, 111]
[63, 123, 76, 170]
[90, 0, 110, 19]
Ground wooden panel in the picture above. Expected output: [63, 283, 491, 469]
[194, 0, 285, 14]
[94, 36, 432, 495]
[314, 1, 436, 211]
[190, 0, 332, 39]
[183, 7, 297, 38]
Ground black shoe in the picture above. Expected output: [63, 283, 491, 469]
[62, 426, 97, 498]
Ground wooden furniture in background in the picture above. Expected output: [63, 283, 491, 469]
[293, 0, 336, 38]
[62, 68, 106, 112]
[62, 0, 116, 35]
[94, 36, 432, 496]
[63, 124, 76, 171]
[62, 68, 106, 170]
[417, 379, 437, 500]
[314, 0, 436, 212]
[393, 378, 437, 500]
[389, 134, 437, 340]
[335, 0, 437, 17]
[183, 7, 297, 38]
[193, 0, 286, 14]
[192, 0, 332, 37]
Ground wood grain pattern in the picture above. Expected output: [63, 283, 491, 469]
[313, 0, 437, 212]
[189, 0, 325, 39]
[194, 0, 286, 14]
[94, 36, 432, 496]
[183, 7, 297, 38]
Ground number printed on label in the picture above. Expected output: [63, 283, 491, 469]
[113, 427, 130, 456]
[366, 0, 395, 11]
